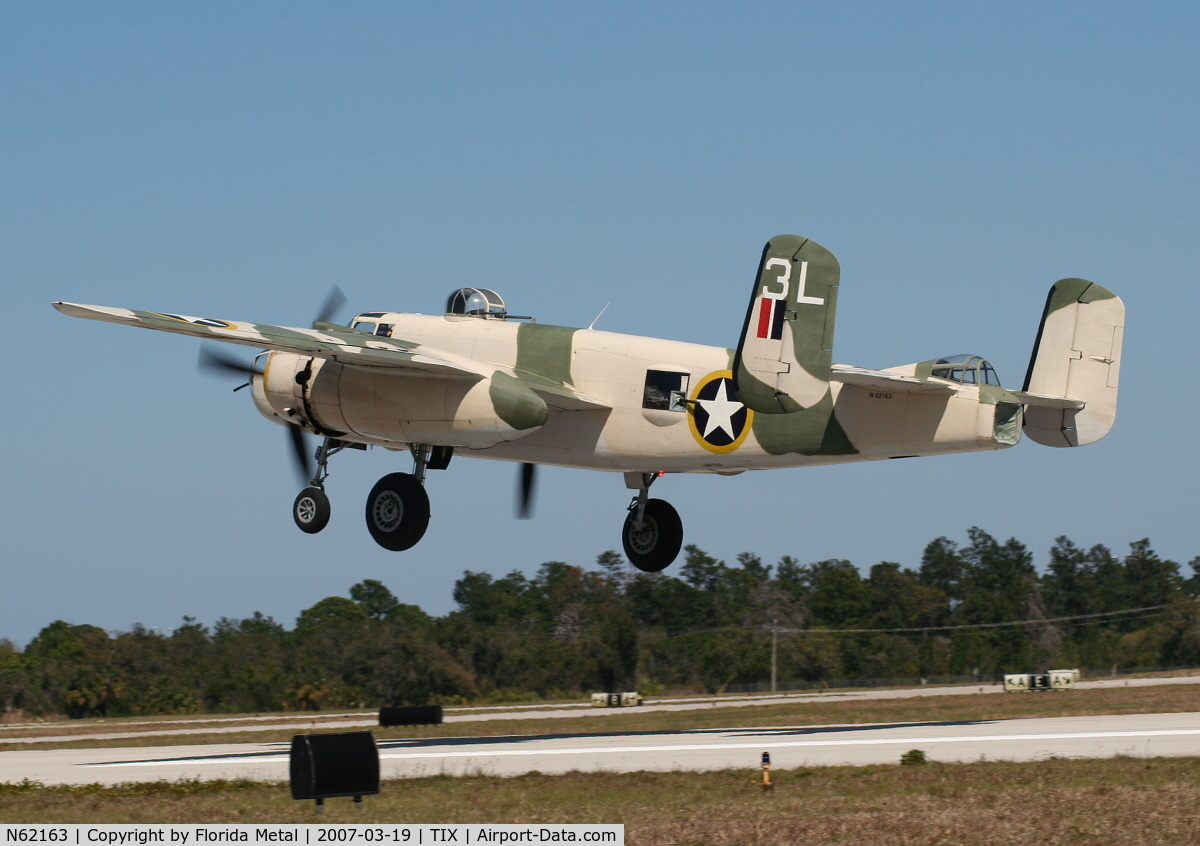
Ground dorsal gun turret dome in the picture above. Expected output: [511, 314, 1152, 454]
[446, 287, 507, 319]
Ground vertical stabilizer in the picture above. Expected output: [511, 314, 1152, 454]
[734, 235, 839, 414]
[1022, 278, 1124, 447]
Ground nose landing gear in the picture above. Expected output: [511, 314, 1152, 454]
[292, 438, 349, 534]
[293, 487, 331, 533]
[621, 472, 683, 572]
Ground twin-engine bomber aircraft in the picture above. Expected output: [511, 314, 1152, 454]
[55, 235, 1124, 571]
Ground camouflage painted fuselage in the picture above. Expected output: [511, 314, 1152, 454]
[251, 314, 1021, 475]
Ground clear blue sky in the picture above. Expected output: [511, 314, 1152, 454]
[3, 2, 1198, 646]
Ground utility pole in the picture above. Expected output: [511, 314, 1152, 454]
[770, 620, 777, 693]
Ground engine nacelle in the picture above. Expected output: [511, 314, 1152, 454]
[251, 351, 310, 429]
[251, 351, 547, 449]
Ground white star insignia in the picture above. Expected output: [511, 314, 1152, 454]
[697, 379, 743, 440]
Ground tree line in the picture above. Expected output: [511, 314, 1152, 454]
[2, 528, 1199, 719]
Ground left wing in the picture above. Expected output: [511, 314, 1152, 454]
[54, 302, 490, 378]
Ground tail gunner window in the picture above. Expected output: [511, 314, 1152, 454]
[930, 354, 1001, 386]
[643, 370, 690, 412]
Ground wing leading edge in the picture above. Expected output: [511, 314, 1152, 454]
[55, 301, 492, 378]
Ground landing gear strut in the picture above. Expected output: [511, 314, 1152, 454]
[292, 437, 350, 534]
[621, 471, 683, 572]
[363, 444, 439, 551]
[288, 436, 446, 550]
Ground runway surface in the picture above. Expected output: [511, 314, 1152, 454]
[2, 674, 1195, 746]
[4, 711, 1199, 785]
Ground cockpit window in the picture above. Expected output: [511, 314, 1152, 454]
[930, 355, 1001, 386]
[351, 321, 377, 334]
[447, 287, 508, 318]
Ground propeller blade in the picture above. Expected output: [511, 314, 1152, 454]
[198, 345, 262, 379]
[313, 285, 347, 327]
[517, 462, 537, 519]
[287, 423, 314, 486]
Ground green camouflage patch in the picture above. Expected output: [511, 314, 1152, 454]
[751, 390, 858, 456]
[489, 371, 549, 430]
[515, 323, 577, 387]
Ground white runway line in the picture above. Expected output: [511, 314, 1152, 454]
[6, 688, 1199, 784]
[85, 727, 1200, 768]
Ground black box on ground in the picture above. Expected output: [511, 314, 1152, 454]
[379, 705, 443, 726]
[289, 731, 380, 801]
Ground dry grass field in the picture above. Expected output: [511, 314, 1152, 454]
[2, 758, 1200, 844]
[4, 680, 1199, 840]
[2, 682, 1198, 751]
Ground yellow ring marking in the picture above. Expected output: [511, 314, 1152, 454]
[687, 369, 754, 454]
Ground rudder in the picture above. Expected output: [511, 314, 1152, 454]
[1023, 278, 1124, 447]
[734, 235, 839, 414]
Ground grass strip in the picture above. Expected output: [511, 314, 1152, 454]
[2, 757, 1200, 844]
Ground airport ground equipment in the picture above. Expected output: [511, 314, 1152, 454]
[1004, 670, 1078, 691]
[591, 691, 643, 707]
[379, 704, 443, 726]
[289, 731, 380, 813]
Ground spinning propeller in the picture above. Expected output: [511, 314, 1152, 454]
[198, 346, 260, 389]
[312, 286, 347, 328]
[517, 462, 537, 519]
[198, 286, 348, 487]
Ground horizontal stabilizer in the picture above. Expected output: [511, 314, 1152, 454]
[1009, 390, 1085, 410]
[831, 365, 956, 395]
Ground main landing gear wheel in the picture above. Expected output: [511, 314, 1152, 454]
[365, 472, 430, 551]
[622, 498, 683, 573]
[293, 487, 331, 534]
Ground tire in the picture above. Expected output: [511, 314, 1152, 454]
[365, 472, 430, 551]
[622, 498, 683, 572]
[293, 487, 331, 534]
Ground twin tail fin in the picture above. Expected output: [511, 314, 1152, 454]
[733, 235, 839, 414]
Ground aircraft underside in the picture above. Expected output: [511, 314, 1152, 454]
[262, 350, 1018, 575]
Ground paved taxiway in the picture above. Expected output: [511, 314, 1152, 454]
[4, 711, 1199, 785]
[3, 674, 1195, 746]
